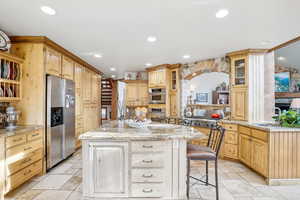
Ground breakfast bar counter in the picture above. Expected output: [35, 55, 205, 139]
[79, 121, 205, 199]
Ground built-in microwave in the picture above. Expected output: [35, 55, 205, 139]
[149, 88, 166, 104]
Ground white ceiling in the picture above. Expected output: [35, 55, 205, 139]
[0, 0, 300, 78]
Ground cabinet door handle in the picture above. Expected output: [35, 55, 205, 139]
[142, 160, 153, 163]
[142, 188, 153, 193]
[13, 138, 23, 142]
[23, 169, 32, 176]
[142, 174, 153, 178]
[31, 133, 39, 137]
[142, 145, 153, 148]
[21, 158, 32, 165]
[24, 147, 32, 151]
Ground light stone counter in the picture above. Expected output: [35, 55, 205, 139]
[80, 121, 206, 199]
[79, 120, 205, 140]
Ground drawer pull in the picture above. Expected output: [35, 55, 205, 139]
[142, 145, 153, 148]
[142, 188, 153, 193]
[24, 147, 32, 151]
[31, 133, 39, 137]
[142, 160, 153, 163]
[23, 169, 32, 176]
[13, 138, 23, 142]
[21, 158, 32, 164]
[142, 174, 153, 178]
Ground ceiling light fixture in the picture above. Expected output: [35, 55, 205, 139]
[183, 54, 191, 59]
[216, 9, 229, 18]
[94, 54, 102, 58]
[261, 41, 271, 45]
[40, 6, 56, 15]
[110, 67, 116, 71]
[277, 56, 286, 61]
[111, 75, 116, 78]
[145, 63, 152, 67]
[147, 36, 157, 43]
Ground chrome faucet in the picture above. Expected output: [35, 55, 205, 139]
[275, 107, 281, 117]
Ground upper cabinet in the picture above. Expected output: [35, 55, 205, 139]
[148, 69, 166, 88]
[62, 56, 74, 80]
[125, 81, 148, 107]
[0, 52, 23, 102]
[231, 55, 248, 88]
[45, 47, 61, 77]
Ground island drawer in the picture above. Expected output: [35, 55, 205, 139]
[6, 134, 26, 149]
[131, 183, 162, 197]
[132, 154, 164, 168]
[131, 169, 163, 183]
[131, 141, 164, 152]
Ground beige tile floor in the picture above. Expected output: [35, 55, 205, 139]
[4, 149, 300, 200]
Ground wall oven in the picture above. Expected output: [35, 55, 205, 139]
[149, 88, 166, 104]
[149, 107, 166, 120]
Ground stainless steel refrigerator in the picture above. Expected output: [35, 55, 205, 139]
[46, 75, 75, 170]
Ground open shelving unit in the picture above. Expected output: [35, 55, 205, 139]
[0, 51, 23, 102]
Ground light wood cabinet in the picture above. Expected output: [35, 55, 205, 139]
[169, 92, 178, 117]
[82, 69, 92, 103]
[239, 134, 252, 166]
[230, 55, 248, 87]
[239, 126, 269, 177]
[148, 69, 166, 88]
[45, 47, 61, 77]
[252, 138, 268, 176]
[1, 128, 43, 194]
[62, 56, 74, 80]
[91, 73, 100, 105]
[125, 81, 148, 107]
[231, 87, 248, 121]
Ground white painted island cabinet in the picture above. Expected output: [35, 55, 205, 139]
[80, 121, 204, 199]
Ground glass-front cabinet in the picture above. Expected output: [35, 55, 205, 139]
[231, 55, 247, 87]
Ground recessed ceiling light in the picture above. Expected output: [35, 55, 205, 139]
[216, 9, 229, 18]
[145, 63, 152, 67]
[110, 67, 116, 71]
[147, 36, 157, 43]
[261, 41, 271, 45]
[111, 75, 116, 78]
[183, 54, 191, 59]
[94, 54, 102, 58]
[277, 56, 286, 61]
[192, 72, 197, 76]
[40, 6, 56, 15]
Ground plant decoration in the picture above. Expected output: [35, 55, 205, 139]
[273, 110, 300, 128]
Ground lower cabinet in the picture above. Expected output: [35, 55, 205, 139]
[2, 128, 43, 194]
[82, 140, 185, 199]
[251, 138, 268, 176]
[239, 134, 252, 166]
[89, 142, 128, 196]
[239, 127, 269, 177]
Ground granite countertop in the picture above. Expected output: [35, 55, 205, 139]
[220, 120, 300, 132]
[79, 120, 206, 140]
[0, 125, 44, 137]
[183, 117, 300, 132]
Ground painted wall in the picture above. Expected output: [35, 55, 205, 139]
[181, 72, 229, 114]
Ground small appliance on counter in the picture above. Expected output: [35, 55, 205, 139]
[6, 105, 21, 130]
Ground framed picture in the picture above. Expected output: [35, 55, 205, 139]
[275, 72, 290, 92]
[195, 93, 208, 103]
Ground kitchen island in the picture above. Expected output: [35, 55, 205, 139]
[79, 121, 205, 199]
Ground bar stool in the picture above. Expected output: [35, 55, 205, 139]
[187, 125, 225, 200]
